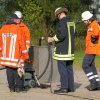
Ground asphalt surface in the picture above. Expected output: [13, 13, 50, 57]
[0, 69, 100, 100]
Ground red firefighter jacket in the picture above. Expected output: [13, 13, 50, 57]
[0, 24, 29, 68]
[19, 22, 30, 50]
[85, 20, 100, 55]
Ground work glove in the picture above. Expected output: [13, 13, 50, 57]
[47, 37, 54, 43]
[16, 60, 25, 78]
[17, 67, 25, 78]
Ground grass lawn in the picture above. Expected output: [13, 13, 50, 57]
[74, 50, 100, 68]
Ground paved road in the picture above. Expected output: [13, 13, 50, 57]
[0, 69, 100, 100]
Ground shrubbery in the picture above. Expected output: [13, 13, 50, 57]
[0, 0, 92, 51]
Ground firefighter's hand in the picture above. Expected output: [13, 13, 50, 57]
[47, 37, 54, 43]
[17, 67, 24, 78]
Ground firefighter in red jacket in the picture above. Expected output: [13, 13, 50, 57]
[0, 14, 29, 92]
[81, 11, 100, 91]
[14, 11, 31, 50]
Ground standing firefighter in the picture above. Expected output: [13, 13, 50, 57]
[0, 14, 29, 92]
[14, 11, 31, 50]
[48, 7, 75, 94]
[81, 11, 100, 91]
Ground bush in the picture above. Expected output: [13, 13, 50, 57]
[75, 36, 85, 51]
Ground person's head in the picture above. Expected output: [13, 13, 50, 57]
[55, 7, 68, 19]
[81, 11, 93, 25]
[10, 14, 21, 24]
[14, 11, 23, 19]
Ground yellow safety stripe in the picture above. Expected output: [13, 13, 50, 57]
[67, 22, 76, 32]
[53, 53, 74, 57]
[53, 50, 74, 60]
[67, 22, 75, 55]
[53, 55, 75, 60]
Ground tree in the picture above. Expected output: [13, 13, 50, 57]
[0, 0, 92, 49]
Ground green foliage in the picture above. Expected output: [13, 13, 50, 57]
[0, 0, 93, 51]
[18, 0, 42, 24]
[75, 36, 85, 51]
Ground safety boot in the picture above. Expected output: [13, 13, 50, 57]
[15, 87, 27, 93]
[54, 88, 68, 94]
[15, 88, 22, 93]
[68, 88, 75, 92]
[86, 83, 100, 91]
[10, 88, 15, 92]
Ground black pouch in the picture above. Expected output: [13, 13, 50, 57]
[91, 36, 98, 44]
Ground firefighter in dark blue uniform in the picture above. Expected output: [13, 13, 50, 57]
[48, 7, 75, 94]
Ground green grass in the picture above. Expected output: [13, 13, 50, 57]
[74, 50, 100, 68]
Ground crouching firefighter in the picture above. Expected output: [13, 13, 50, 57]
[0, 14, 29, 92]
[81, 11, 100, 91]
[47, 7, 76, 94]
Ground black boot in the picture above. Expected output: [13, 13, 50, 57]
[10, 88, 15, 92]
[54, 88, 68, 94]
[15, 87, 28, 93]
[86, 83, 100, 91]
[15, 88, 22, 93]
[68, 88, 75, 92]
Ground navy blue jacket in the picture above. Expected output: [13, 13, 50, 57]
[53, 17, 75, 60]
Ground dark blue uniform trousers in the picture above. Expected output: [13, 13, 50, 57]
[82, 54, 100, 84]
[57, 60, 74, 89]
[6, 67, 24, 90]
